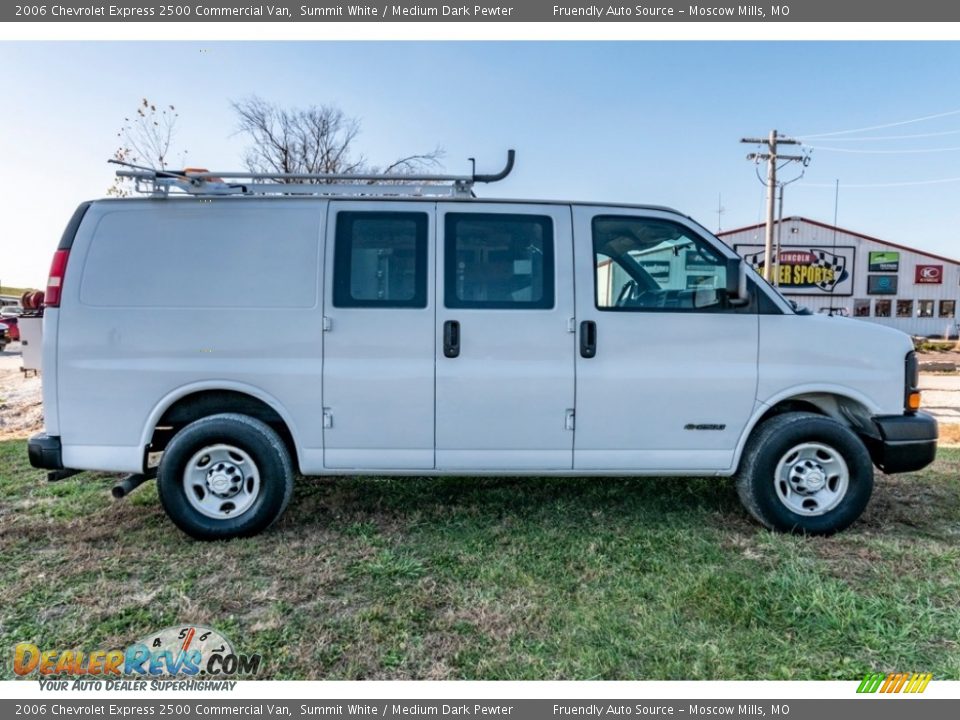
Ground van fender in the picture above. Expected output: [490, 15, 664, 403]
[729, 383, 882, 475]
[139, 380, 306, 467]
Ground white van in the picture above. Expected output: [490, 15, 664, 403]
[29, 155, 937, 539]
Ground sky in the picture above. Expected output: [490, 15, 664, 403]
[2, 40, 960, 287]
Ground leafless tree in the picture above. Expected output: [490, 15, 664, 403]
[108, 98, 186, 197]
[232, 95, 443, 182]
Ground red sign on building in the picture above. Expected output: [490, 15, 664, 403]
[915, 265, 943, 284]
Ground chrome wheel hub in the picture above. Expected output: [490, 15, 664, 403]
[207, 462, 242, 498]
[774, 442, 849, 516]
[183, 444, 261, 520]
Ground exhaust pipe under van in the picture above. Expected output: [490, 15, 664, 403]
[111, 469, 156, 500]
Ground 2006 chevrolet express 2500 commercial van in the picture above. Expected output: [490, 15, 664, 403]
[28, 153, 938, 540]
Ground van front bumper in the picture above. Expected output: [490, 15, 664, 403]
[28, 433, 63, 470]
[863, 412, 938, 474]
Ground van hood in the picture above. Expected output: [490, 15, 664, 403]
[759, 312, 914, 416]
[811, 312, 912, 346]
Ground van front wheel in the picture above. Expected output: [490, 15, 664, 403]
[157, 413, 294, 540]
[736, 412, 873, 535]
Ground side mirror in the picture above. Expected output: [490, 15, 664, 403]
[726, 257, 749, 306]
[693, 287, 720, 309]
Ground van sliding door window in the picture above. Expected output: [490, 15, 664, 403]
[445, 213, 554, 309]
[333, 212, 428, 308]
[593, 216, 732, 312]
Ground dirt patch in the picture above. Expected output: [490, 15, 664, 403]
[939, 424, 960, 445]
[0, 344, 42, 440]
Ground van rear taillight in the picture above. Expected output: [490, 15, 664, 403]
[45, 249, 70, 308]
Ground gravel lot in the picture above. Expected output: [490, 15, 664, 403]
[0, 343, 41, 440]
[919, 373, 960, 424]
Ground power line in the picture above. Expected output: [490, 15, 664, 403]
[805, 144, 960, 154]
[798, 176, 960, 188]
[800, 107, 960, 139]
[801, 128, 960, 142]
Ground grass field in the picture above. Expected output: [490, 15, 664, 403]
[1, 439, 958, 680]
[0, 286, 29, 299]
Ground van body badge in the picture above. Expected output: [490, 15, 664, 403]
[684, 423, 726, 431]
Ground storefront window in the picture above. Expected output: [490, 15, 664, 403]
[940, 300, 956, 318]
[918, 300, 934, 318]
[896, 300, 913, 318]
[874, 300, 892, 317]
[853, 299, 870, 317]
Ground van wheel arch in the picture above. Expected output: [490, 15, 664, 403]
[755, 399, 824, 425]
[149, 390, 300, 472]
[736, 393, 876, 477]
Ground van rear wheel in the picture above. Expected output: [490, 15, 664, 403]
[157, 413, 294, 540]
[735, 412, 873, 535]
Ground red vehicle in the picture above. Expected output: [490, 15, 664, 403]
[0, 315, 19, 342]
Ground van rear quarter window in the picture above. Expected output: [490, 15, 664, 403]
[79, 205, 320, 308]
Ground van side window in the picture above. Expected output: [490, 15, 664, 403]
[593, 215, 732, 312]
[445, 213, 554, 309]
[333, 212, 428, 308]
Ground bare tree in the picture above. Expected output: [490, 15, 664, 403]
[108, 98, 186, 197]
[232, 95, 443, 182]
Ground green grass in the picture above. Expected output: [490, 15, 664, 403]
[1, 439, 959, 680]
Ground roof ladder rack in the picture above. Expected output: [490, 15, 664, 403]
[109, 150, 516, 199]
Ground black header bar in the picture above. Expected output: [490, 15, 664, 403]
[4, 1, 959, 23]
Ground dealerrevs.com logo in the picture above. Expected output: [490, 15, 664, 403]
[14, 626, 261, 690]
[857, 672, 933, 694]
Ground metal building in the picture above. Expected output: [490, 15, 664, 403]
[719, 217, 960, 338]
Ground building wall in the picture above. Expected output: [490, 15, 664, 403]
[720, 218, 960, 337]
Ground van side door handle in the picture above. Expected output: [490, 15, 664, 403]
[580, 320, 597, 358]
[443, 320, 460, 358]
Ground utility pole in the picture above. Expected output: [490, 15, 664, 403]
[773, 172, 805, 286]
[741, 130, 806, 282]
[776, 183, 785, 284]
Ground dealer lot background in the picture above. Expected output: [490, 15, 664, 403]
[722, 217, 960, 337]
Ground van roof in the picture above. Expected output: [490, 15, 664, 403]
[91, 194, 686, 218]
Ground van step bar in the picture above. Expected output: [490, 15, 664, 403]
[111, 469, 157, 500]
[109, 150, 515, 199]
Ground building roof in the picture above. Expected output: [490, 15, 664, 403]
[718, 216, 960, 266]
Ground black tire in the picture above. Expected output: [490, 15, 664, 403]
[157, 413, 294, 540]
[735, 412, 874, 535]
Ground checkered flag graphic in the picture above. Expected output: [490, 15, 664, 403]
[809, 249, 845, 291]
